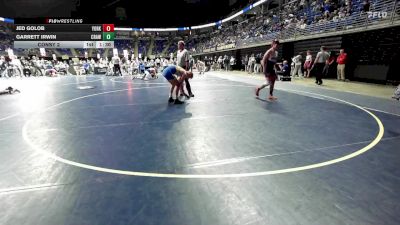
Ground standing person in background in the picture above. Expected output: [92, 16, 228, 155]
[204, 56, 210, 72]
[392, 84, 400, 101]
[292, 52, 303, 78]
[83, 60, 90, 75]
[155, 57, 161, 70]
[304, 50, 313, 78]
[139, 61, 146, 74]
[254, 53, 262, 74]
[312, 46, 330, 85]
[208, 56, 213, 71]
[149, 59, 155, 68]
[0, 56, 6, 77]
[112, 54, 122, 76]
[323, 51, 336, 78]
[248, 54, 255, 74]
[214, 56, 219, 71]
[336, 49, 347, 81]
[177, 40, 194, 98]
[131, 59, 138, 74]
[218, 56, 223, 71]
[189, 55, 195, 72]
[168, 57, 175, 66]
[230, 56, 235, 71]
[244, 55, 249, 72]
[162, 58, 168, 71]
[224, 55, 230, 71]
[197, 60, 206, 75]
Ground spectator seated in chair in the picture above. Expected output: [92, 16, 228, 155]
[277, 60, 291, 78]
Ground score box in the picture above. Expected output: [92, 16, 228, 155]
[102, 32, 115, 41]
[102, 24, 114, 32]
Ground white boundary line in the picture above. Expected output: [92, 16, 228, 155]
[0, 183, 67, 195]
[61, 78, 103, 86]
[363, 107, 400, 117]
[185, 135, 400, 169]
[0, 113, 20, 122]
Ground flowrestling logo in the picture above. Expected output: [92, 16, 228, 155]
[367, 11, 388, 19]
[46, 19, 84, 24]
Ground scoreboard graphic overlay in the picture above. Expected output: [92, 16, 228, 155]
[13, 19, 115, 49]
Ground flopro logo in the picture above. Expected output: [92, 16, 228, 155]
[367, 11, 388, 19]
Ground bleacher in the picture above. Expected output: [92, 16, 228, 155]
[0, 0, 397, 61]
[154, 40, 168, 55]
[168, 44, 177, 56]
[57, 49, 72, 57]
[0, 31, 13, 54]
[138, 40, 149, 57]
[115, 39, 134, 53]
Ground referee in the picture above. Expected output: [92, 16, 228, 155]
[112, 54, 122, 76]
[177, 41, 194, 97]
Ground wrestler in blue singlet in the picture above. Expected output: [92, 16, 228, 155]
[162, 65, 177, 80]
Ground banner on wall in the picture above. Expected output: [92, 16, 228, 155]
[203, 48, 216, 53]
[216, 43, 236, 51]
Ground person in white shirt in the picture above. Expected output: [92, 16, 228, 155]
[197, 60, 205, 74]
[162, 58, 168, 71]
[311, 46, 330, 85]
[392, 84, 400, 100]
[168, 58, 175, 66]
[292, 53, 303, 78]
[129, 59, 139, 75]
[248, 55, 255, 74]
[112, 55, 122, 76]
[177, 41, 194, 98]
[142, 67, 157, 80]
[229, 56, 235, 71]
[217, 56, 223, 71]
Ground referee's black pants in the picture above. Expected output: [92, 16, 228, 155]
[114, 64, 122, 76]
[314, 63, 325, 85]
[185, 78, 192, 95]
[183, 66, 193, 95]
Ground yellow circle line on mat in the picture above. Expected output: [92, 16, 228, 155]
[21, 86, 384, 179]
